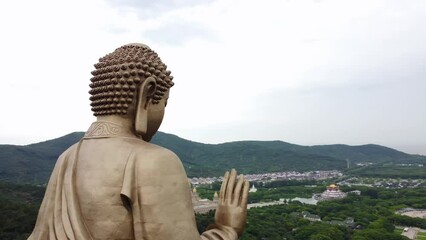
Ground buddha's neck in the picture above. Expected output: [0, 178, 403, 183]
[96, 115, 134, 131]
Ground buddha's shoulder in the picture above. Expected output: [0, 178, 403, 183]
[133, 142, 184, 171]
[125, 138, 180, 162]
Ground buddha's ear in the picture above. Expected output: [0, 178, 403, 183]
[135, 77, 157, 137]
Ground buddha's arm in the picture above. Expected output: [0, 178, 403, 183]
[128, 149, 241, 240]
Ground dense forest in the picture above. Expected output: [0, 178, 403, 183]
[0, 182, 44, 240]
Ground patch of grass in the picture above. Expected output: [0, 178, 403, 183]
[417, 231, 426, 240]
[394, 228, 403, 235]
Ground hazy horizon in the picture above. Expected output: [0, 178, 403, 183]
[2, 130, 425, 156]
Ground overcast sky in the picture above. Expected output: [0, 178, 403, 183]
[0, 0, 425, 155]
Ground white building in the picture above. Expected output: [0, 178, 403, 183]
[249, 184, 258, 193]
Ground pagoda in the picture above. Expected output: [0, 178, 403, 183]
[318, 184, 347, 200]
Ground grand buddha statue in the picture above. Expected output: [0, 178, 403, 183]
[29, 44, 249, 240]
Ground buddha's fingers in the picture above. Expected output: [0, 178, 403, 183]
[232, 175, 244, 206]
[220, 171, 229, 204]
[240, 180, 250, 207]
[226, 169, 237, 204]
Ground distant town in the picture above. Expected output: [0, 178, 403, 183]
[189, 170, 343, 185]
[189, 169, 426, 189]
[339, 177, 426, 189]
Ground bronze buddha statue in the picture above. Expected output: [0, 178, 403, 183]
[29, 43, 249, 240]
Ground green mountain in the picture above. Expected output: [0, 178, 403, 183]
[0, 132, 424, 185]
[0, 133, 83, 185]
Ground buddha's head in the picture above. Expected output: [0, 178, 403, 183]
[89, 43, 174, 141]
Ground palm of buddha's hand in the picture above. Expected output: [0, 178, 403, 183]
[214, 169, 249, 237]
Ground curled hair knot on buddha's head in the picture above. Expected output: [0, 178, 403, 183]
[89, 44, 174, 116]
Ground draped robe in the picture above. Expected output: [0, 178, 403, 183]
[28, 121, 237, 240]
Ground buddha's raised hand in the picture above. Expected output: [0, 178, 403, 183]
[214, 169, 249, 237]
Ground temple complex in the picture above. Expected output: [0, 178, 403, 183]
[317, 184, 347, 201]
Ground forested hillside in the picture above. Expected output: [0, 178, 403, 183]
[0, 132, 424, 184]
